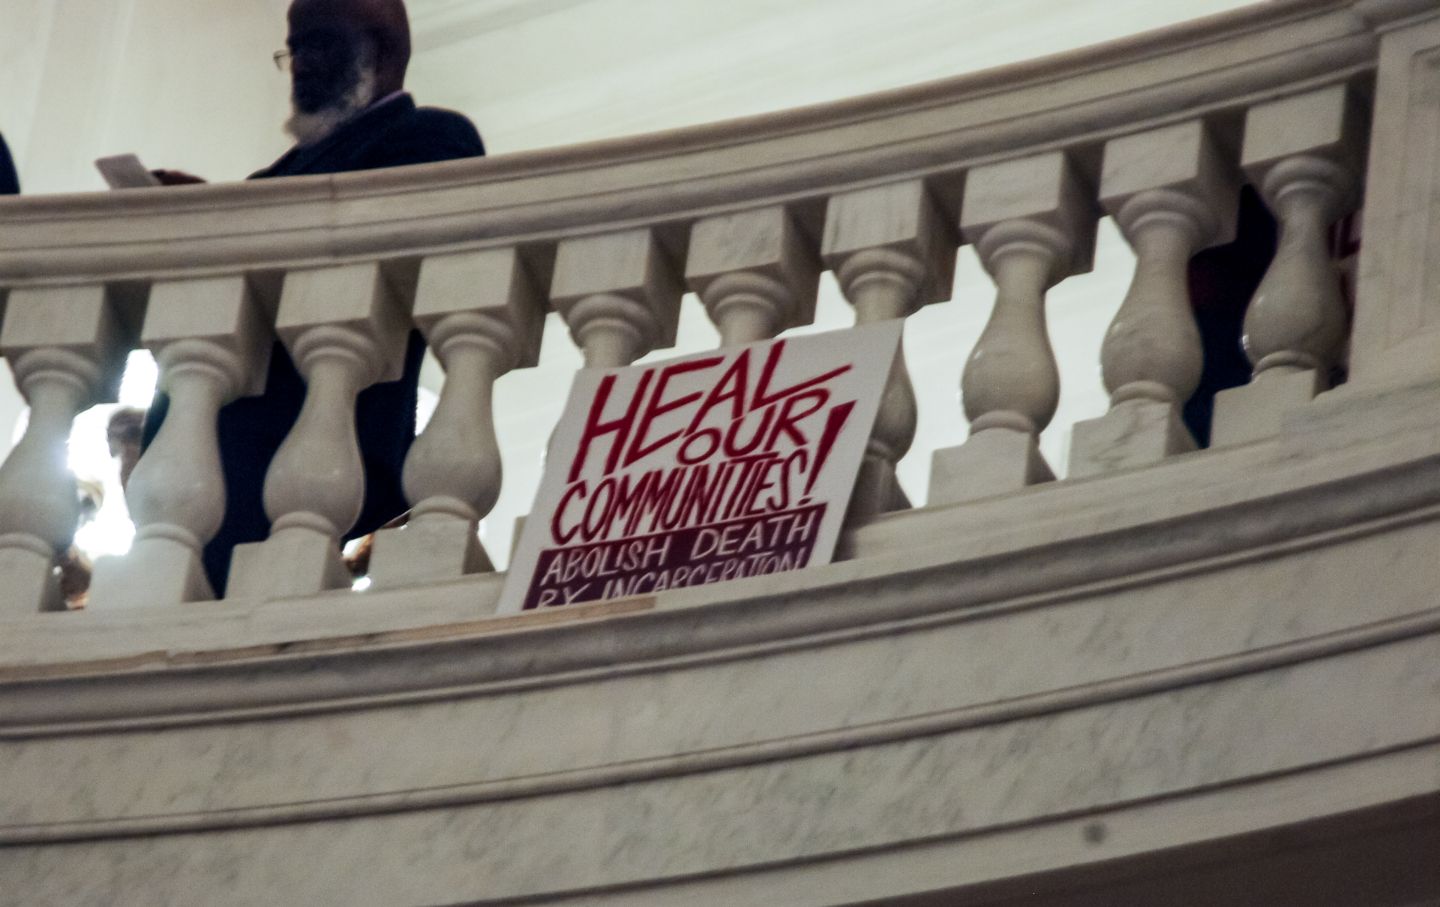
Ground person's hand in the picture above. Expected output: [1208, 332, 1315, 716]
[150, 169, 207, 186]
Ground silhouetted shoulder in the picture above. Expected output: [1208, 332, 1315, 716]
[252, 95, 485, 179]
[411, 106, 483, 141]
[0, 133, 18, 195]
[379, 105, 486, 165]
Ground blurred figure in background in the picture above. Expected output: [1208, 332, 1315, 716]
[58, 480, 104, 609]
[107, 407, 146, 492]
[57, 409, 146, 609]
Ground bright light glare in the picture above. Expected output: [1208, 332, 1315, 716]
[67, 351, 160, 559]
[45, 352, 434, 565]
[416, 385, 439, 434]
[70, 404, 134, 559]
[117, 351, 159, 407]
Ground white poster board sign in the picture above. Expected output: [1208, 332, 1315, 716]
[497, 321, 902, 614]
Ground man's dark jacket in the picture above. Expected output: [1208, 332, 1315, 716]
[147, 94, 484, 592]
[0, 133, 19, 195]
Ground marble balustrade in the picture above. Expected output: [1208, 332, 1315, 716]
[0, 0, 1431, 619]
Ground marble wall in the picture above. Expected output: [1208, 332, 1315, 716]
[0, 0, 57, 177]
[3, 503, 1437, 903]
[3, 0, 292, 194]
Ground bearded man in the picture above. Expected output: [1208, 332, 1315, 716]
[259, 0, 484, 176]
[147, 0, 485, 594]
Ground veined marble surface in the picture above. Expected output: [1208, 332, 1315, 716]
[4, 621, 1436, 904]
[4, 501, 1438, 822]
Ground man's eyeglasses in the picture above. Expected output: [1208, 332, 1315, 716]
[274, 29, 365, 72]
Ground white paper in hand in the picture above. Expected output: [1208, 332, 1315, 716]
[95, 154, 161, 189]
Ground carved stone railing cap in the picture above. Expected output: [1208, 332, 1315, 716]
[0, 1, 1390, 287]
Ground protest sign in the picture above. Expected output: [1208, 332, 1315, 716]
[497, 321, 902, 613]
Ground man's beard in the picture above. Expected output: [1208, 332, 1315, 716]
[284, 63, 379, 146]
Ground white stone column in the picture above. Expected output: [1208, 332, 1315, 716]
[930, 154, 1097, 504]
[1348, 11, 1440, 388]
[686, 206, 819, 347]
[226, 263, 409, 601]
[0, 285, 130, 615]
[1069, 121, 1239, 477]
[1211, 85, 1364, 447]
[368, 249, 546, 589]
[551, 229, 683, 368]
[88, 276, 270, 610]
[823, 181, 956, 521]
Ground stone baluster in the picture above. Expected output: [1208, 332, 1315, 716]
[88, 276, 270, 610]
[931, 153, 1098, 504]
[686, 206, 820, 347]
[551, 228, 683, 368]
[821, 180, 956, 521]
[226, 263, 409, 601]
[1069, 121, 1240, 477]
[1349, 13, 1440, 387]
[0, 285, 132, 615]
[368, 249, 546, 589]
[1211, 85, 1364, 446]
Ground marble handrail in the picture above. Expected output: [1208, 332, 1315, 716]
[0, 1, 1402, 283]
[0, 0, 1436, 618]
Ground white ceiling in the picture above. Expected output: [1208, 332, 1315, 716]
[408, 0, 602, 51]
[404, 0, 1258, 155]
